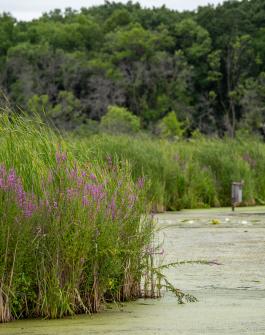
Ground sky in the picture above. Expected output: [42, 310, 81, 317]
[0, 0, 223, 21]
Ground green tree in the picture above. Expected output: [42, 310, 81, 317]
[239, 73, 265, 135]
[174, 19, 211, 62]
[104, 8, 131, 31]
[100, 105, 140, 134]
[0, 13, 16, 55]
[158, 111, 184, 139]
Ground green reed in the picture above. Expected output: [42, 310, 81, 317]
[73, 133, 265, 210]
[0, 113, 156, 322]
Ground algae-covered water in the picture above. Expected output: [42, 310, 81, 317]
[1, 207, 265, 334]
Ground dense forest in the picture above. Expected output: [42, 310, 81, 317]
[0, 0, 265, 137]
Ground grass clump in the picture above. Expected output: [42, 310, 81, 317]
[75, 134, 264, 210]
[0, 113, 157, 322]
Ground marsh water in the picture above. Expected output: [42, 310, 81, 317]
[1, 207, 265, 334]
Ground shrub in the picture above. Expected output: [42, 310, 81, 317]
[158, 111, 184, 139]
[100, 105, 141, 134]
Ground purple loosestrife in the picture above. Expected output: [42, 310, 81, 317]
[128, 194, 137, 209]
[0, 178, 4, 189]
[0, 164, 6, 176]
[77, 177, 84, 187]
[89, 173, 97, 181]
[66, 188, 77, 200]
[82, 196, 89, 207]
[0, 165, 39, 217]
[16, 183, 26, 208]
[56, 151, 67, 164]
[23, 199, 37, 218]
[7, 169, 17, 188]
[85, 184, 105, 203]
[136, 177, 145, 189]
[69, 167, 78, 180]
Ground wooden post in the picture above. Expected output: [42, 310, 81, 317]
[231, 181, 243, 211]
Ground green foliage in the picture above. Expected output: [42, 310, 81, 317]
[158, 111, 184, 139]
[0, 14, 16, 55]
[1, 109, 265, 322]
[175, 19, 211, 60]
[70, 133, 265, 211]
[0, 1, 265, 136]
[100, 105, 140, 134]
[28, 94, 50, 114]
[0, 113, 156, 322]
[28, 92, 83, 129]
[104, 8, 131, 31]
[105, 23, 160, 62]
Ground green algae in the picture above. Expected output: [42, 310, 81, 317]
[1, 207, 265, 335]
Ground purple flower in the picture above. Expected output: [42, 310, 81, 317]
[76, 177, 84, 187]
[85, 184, 105, 202]
[0, 178, 5, 189]
[7, 169, 17, 187]
[56, 151, 67, 164]
[137, 177, 145, 189]
[89, 173, 97, 181]
[82, 196, 89, 207]
[16, 184, 26, 207]
[69, 167, 78, 180]
[66, 188, 76, 199]
[23, 200, 37, 218]
[128, 194, 137, 208]
[0, 165, 6, 177]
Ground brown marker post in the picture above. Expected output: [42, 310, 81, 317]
[231, 181, 244, 211]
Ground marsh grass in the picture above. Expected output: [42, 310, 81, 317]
[0, 113, 158, 322]
[75, 134, 264, 210]
[1, 110, 265, 322]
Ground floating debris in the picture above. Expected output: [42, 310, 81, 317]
[211, 218, 221, 225]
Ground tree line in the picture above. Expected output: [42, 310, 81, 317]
[0, 0, 265, 137]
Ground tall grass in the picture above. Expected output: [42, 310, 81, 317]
[1, 110, 265, 322]
[0, 113, 157, 322]
[72, 134, 265, 210]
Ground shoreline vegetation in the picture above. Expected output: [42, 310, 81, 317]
[1, 112, 265, 322]
[0, 113, 160, 323]
[1, 0, 265, 325]
[77, 132, 265, 211]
